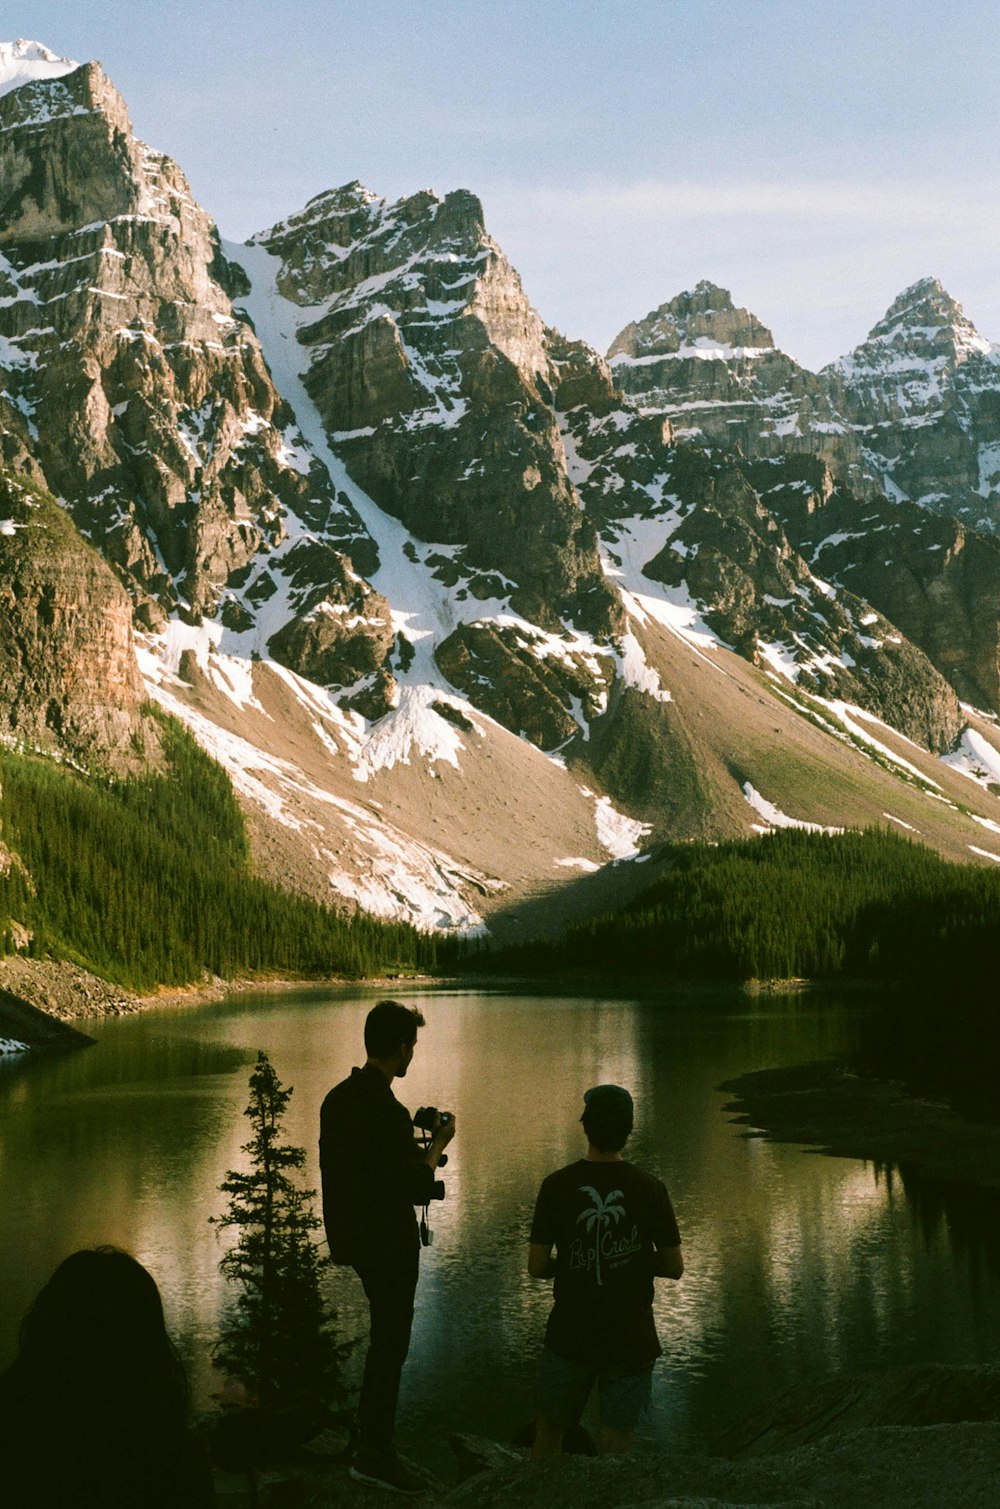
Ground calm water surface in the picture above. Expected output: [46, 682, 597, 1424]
[2, 988, 999, 1461]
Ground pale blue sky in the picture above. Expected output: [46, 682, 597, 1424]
[9, 0, 1000, 367]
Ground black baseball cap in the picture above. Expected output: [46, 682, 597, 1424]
[583, 1084, 634, 1116]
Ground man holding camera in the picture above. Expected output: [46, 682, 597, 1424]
[527, 1084, 682, 1457]
[320, 999, 455, 1494]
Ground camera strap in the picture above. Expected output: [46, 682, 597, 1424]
[420, 1208, 433, 1246]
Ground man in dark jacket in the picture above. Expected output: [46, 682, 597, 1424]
[320, 999, 454, 1493]
[527, 1084, 683, 1457]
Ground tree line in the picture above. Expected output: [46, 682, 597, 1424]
[0, 713, 436, 989]
[450, 827, 999, 992]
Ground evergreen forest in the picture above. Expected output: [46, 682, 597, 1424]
[456, 827, 999, 990]
[0, 713, 436, 989]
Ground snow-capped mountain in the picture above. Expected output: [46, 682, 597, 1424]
[3, 42, 1000, 936]
[609, 276, 1000, 537]
[0, 38, 77, 97]
[609, 280, 1000, 716]
[827, 277, 1000, 533]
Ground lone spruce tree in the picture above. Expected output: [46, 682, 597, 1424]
[213, 1051, 346, 1407]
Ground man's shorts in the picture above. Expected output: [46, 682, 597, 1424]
[535, 1345, 654, 1432]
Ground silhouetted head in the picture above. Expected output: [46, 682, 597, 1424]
[13, 1246, 187, 1423]
[365, 999, 425, 1076]
[581, 1084, 634, 1153]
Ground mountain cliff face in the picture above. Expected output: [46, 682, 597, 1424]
[608, 282, 868, 491]
[2, 40, 1000, 938]
[0, 53, 376, 638]
[826, 277, 1000, 534]
[246, 183, 616, 635]
[0, 470, 151, 766]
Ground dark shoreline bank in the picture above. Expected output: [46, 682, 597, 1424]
[721, 1058, 1000, 1191]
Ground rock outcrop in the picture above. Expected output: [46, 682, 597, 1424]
[0, 470, 152, 764]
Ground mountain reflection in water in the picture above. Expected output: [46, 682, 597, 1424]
[1, 987, 999, 1460]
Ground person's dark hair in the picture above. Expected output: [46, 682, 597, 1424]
[0, 1247, 214, 1506]
[365, 999, 425, 1058]
[12, 1245, 189, 1426]
[581, 1101, 633, 1153]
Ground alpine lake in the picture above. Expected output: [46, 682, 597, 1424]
[2, 986, 999, 1465]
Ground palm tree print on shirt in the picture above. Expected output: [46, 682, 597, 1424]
[577, 1185, 625, 1287]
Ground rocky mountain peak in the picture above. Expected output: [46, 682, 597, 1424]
[604, 281, 863, 484]
[245, 178, 613, 632]
[823, 278, 1000, 531]
[0, 54, 198, 244]
[260, 180, 543, 382]
[608, 281, 775, 365]
[828, 277, 992, 387]
[0, 51, 374, 636]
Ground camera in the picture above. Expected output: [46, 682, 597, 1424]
[412, 1107, 450, 1202]
[413, 1106, 452, 1133]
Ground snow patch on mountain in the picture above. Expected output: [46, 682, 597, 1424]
[593, 796, 651, 859]
[615, 630, 672, 702]
[321, 835, 489, 935]
[0, 40, 77, 98]
[757, 635, 859, 685]
[610, 340, 770, 366]
[601, 511, 725, 664]
[943, 727, 1000, 791]
[353, 683, 468, 779]
[821, 700, 944, 788]
[142, 620, 267, 714]
[743, 783, 844, 835]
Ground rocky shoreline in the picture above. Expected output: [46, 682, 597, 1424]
[0, 956, 451, 1049]
[0, 956, 144, 1025]
[208, 1385, 1000, 1509]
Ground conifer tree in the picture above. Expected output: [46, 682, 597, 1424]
[212, 1052, 348, 1407]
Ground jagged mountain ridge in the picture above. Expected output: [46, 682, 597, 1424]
[234, 188, 964, 756]
[611, 276, 1000, 534]
[2, 41, 1000, 941]
[610, 278, 1000, 716]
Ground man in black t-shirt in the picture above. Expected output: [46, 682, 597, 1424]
[320, 999, 455, 1494]
[527, 1084, 683, 1456]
